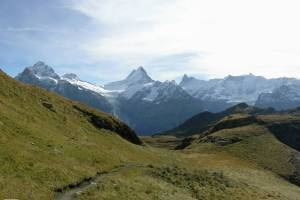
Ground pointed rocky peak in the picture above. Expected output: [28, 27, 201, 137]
[179, 74, 204, 87]
[104, 66, 154, 91]
[126, 66, 153, 83]
[137, 66, 147, 73]
[62, 73, 80, 81]
[28, 61, 60, 79]
[180, 74, 192, 84]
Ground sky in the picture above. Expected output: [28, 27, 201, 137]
[1, 0, 300, 84]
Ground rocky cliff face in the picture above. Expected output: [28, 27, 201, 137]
[256, 84, 300, 110]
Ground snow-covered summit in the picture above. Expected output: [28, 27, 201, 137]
[180, 74, 202, 85]
[126, 66, 152, 83]
[104, 66, 154, 91]
[28, 61, 60, 80]
[125, 79, 191, 103]
[179, 74, 207, 93]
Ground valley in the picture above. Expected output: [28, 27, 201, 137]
[3, 1, 300, 199]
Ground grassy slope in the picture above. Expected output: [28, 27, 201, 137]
[182, 114, 300, 198]
[187, 124, 299, 177]
[0, 70, 179, 199]
[78, 165, 274, 200]
[142, 113, 300, 200]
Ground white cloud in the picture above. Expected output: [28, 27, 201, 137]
[70, 0, 300, 80]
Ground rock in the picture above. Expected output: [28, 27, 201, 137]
[201, 135, 242, 146]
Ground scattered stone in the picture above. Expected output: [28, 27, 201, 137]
[42, 102, 56, 112]
[202, 135, 242, 146]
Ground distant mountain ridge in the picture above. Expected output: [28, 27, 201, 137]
[162, 103, 275, 137]
[16, 61, 300, 135]
[16, 62, 205, 135]
[180, 73, 300, 105]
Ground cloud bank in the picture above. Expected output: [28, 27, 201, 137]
[1, 0, 300, 83]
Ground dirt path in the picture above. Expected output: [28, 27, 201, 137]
[54, 164, 140, 200]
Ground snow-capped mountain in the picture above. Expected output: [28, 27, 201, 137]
[129, 80, 190, 103]
[27, 61, 60, 80]
[16, 62, 113, 113]
[16, 61, 300, 135]
[117, 79, 204, 134]
[15, 62, 60, 91]
[180, 73, 300, 105]
[255, 84, 300, 110]
[16, 62, 204, 135]
[103, 68, 204, 134]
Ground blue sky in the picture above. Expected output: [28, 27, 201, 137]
[1, 0, 300, 84]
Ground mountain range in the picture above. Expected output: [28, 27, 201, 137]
[16, 61, 300, 135]
[3, 65, 300, 200]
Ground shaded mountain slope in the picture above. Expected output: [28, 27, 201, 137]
[119, 84, 204, 134]
[162, 103, 274, 137]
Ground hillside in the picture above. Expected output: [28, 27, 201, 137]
[162, 103, 274, 137]
[0, 69, 166, 199]
[90, 111, 300, 200]
[180, 113, 300, 187]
